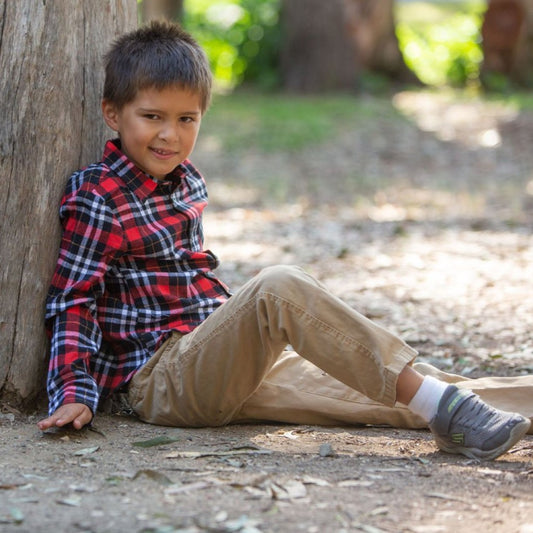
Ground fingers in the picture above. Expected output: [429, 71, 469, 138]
[71, 408, 93, 429]
[37, 403, 93, 431]
[37, 416, 58, 431]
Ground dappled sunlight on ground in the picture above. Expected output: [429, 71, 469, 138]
[392, 90, 519, 148]
[205, 204, 533, 378]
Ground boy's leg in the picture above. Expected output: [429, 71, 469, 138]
[128, 265, 417, 427]
[235, 352, 533, 434]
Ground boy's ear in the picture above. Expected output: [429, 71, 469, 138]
[102, 100, 119, 131]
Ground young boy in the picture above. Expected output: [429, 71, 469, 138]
[38, 22, 532, 461]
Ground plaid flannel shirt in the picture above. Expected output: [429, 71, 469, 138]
[45, 139, 230, 415]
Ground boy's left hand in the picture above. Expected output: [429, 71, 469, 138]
[37, 403, 93, 431]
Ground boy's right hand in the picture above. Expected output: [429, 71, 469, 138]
[37, 403, 93, 431]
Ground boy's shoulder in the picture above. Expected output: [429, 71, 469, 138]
[63, 161, 121, 203]
[63, 139, 137, 204]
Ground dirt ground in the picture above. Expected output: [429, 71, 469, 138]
[2, 90, 533, 532]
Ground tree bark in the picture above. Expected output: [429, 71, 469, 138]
[280, 0, 359, 92]
[0, 0, 137, 408]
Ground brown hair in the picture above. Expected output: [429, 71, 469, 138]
[103, 21, 212, 112]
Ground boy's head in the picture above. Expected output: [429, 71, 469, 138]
[101, 22, 211, 180]
[103, 21, 212, 113]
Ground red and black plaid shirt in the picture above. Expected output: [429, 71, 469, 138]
[45, 139, 230, 415]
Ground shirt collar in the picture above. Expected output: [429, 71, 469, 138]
[102, 139, 186, 201]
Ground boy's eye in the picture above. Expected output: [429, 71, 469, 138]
[180, 116, 195, 123]
[144, 114, 160, 120]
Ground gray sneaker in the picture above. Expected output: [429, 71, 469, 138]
[429, 385, 531, 460]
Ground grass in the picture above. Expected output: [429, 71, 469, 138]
[489, 91, 533, 111]
[202, 91, 401, 153]
[202, 87, 533, 158]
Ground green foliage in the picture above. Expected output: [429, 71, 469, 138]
[147, 1, 503, 93]
[395, 1, 485, 88]
[183, 0, 281, 90]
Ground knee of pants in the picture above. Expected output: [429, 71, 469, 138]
[255, 264, 318, 297]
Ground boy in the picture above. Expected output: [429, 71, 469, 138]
[38, 22, 532, 461]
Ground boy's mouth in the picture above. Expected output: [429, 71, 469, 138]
[150, 147, 177, 159]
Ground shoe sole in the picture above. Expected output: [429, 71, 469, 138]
[435, 418, 531, 461]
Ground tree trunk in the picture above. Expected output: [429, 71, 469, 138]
[141, 0, 184, 23]
[509, 0, 533, 85]
[343, 0, 418, 82]
[481, 0, 533, 86]
[280, 0, 359, 92]
[0, 0, 137, 408]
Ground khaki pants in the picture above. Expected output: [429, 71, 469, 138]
[128, 265, 533, 433]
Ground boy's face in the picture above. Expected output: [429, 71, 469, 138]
[102, 86, 203, 180]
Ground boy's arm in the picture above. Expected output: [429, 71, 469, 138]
[44, 189, 124, 428]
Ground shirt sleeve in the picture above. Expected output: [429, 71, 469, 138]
[45, 189, 124, 415]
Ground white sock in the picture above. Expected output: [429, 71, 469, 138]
[407, 375, 449, 423]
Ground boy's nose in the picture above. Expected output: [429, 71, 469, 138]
[159, 123, 179, 142]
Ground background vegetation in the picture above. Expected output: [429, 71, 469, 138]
[183, 0, 281, 90]
[395, 0, 486, 87]
[173, 0, 533, 157]
[181, 0, 486, 91]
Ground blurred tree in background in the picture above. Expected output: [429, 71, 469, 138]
[279, 0, 359, 92]
[138, 0, 533, 92]
[343, 0, 419, 84]
[481, 0, 533, 89]
[280, 0, 418, 92]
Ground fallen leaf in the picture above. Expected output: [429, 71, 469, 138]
[300, 475, 331, 487]
[22, 474, 48, 481]
[243, 486, 268, 498]
[131, 435, 182, 447]
[57, 496, 82, 507]
[369, 506, 388, 516]
[132, 469, 173, 486]
[426, 491, 486, 507]
[353, 524, 388, 533]
[164, 480, 213, 495]
[0, 484, 26, 490]
[165, 448, 271, 459]
[268, 479, 307, 500]
[338, 480, 374, 488]
[281, 430, 298, 440]
[73, 446, 100, 456]
[9, 508, 24, 524]
[68, 484, 98, 493]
